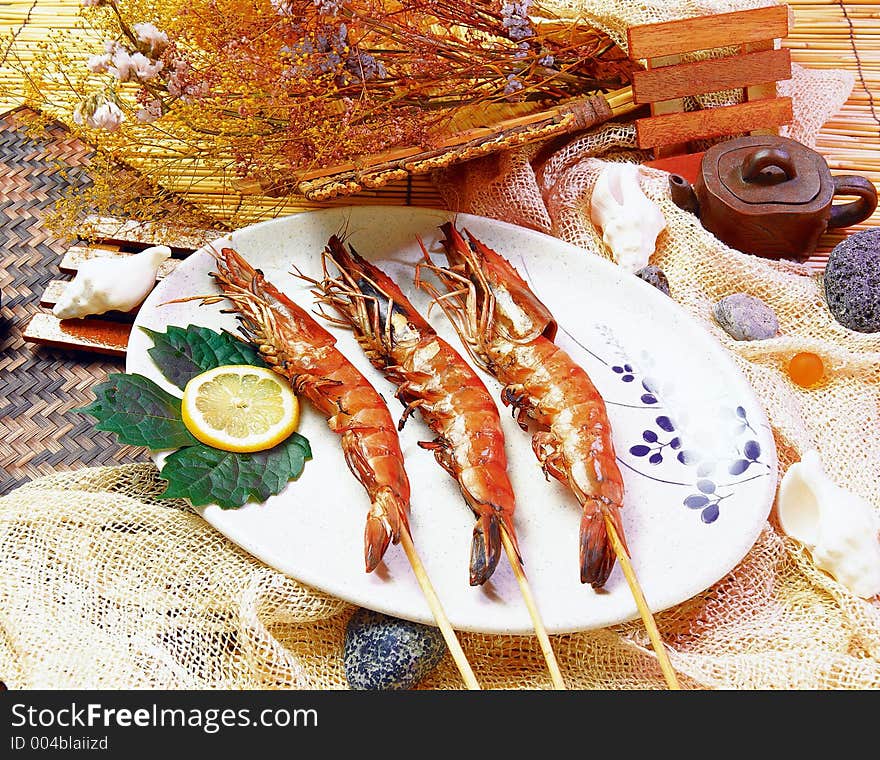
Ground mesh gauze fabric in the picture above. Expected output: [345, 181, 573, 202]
[2, 1, 879, 689]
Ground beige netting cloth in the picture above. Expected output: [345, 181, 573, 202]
[3, 0, 880, 689]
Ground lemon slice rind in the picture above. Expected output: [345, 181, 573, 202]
[181, 365, 299, 453]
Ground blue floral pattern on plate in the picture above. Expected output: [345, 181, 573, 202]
[606, 358, 771, 524]
[517, 261, 772, 527]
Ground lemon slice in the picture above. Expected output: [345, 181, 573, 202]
[181, 365, 299, 453]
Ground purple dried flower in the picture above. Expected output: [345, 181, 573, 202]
[284, 28, 344, 77]
[284, 23, 385, 83]
[503, 72, 523, 95]
[313, 0, 343, 14]
[272, 0, 343, 17]
[345, 50, 386, 82]
[501, 1, 533, 42]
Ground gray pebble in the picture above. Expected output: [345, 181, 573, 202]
[824, 228, 880, 333]
[635, 265, 671, 297]
[344, 608, 446, 690]
[713, 293, 779, 341]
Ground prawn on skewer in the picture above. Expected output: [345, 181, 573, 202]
[207, 247, 410, 573]
[305, 235, 566, 689]
[190, 246, 481, 689]
[420, 223, 626, 589]
[420, 224, 681, 689]
[305, 234, 521, 586]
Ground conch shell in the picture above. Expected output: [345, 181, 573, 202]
[778, 450, 880, 599]
[53, 245, 171, 320]
[589, 163, 666, 273]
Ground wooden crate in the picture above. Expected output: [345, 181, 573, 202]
[630, 5, 794, 169]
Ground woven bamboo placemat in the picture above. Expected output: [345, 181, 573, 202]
[0, 112, 148, 494]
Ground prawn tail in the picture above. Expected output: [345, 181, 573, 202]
[579, 499, 627, 589]
[469, 512, 503, 587]
[364, 487, 408, 573]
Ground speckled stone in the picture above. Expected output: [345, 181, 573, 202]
[712, 293, 779, 341]
[343, 608, 446, 690]
[824, 228, 880, 333]
[634, 265, 671, 297]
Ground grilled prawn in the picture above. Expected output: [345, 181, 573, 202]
[305, 235, 521, 586]
[208, 247, 411, 573]
[420, 223, 627, 589]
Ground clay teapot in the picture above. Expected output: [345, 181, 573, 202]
[668, 135, 877, 259]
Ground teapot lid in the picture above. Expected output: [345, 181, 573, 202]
[704, 135, 828, 207]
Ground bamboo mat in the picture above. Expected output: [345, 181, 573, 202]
[0, 112, 146, 494]
[0, 1, 878, 490]
[785, 1, 880, 265]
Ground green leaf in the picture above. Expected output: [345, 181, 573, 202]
[158, 433, 312, 508]
[141, 324, 264, 390]
[77, 373, 199, 450]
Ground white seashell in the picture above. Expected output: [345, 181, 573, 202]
[778, 449, 880, 599]
[53, 245, 171, 320]
[589, 163, 666, 273]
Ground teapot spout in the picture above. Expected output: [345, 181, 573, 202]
[669, 174, 700, 216]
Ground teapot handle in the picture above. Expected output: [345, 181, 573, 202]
[741, 147, 797, 183]
[829, 175, 878, 229]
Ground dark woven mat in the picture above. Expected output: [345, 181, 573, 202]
[0, 110, 148, 495]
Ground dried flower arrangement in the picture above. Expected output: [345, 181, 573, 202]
[5, 0, 637, 230]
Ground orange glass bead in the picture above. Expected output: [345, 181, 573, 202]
[787, 352, 824, 388]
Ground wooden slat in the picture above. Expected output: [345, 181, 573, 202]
[627, 6, 790, 59]
[632, 49, 791, 104]
[59, 246, 180, 278]
[39, 280, 73, 308]
[22, 313, 130, 357]
[744, 42, 782, 140]
[643, 151, 706, 183]
[636, 97, 793, 149]
[79, 215, 219, 251]
[646, 53, 689, 158]
[745, 40, 782, 136]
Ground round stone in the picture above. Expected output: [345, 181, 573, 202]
[712, 293, 779, 341]
[824, 228, 880, 333]
[634, 265, 671, 297]
[343, 608, 446, 690]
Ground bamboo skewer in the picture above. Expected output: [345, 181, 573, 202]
[499, 528, 567, 690]
[171, 283, 482, 690]
[398, 524, 482, 690]
[604, 515, 680, 690]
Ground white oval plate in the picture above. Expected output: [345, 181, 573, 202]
[128, 206, 777, 635]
